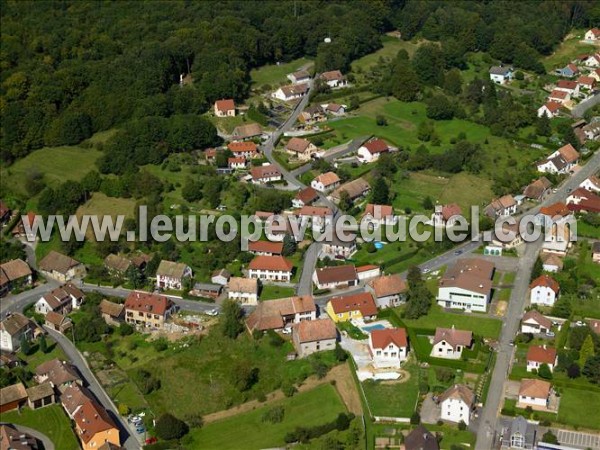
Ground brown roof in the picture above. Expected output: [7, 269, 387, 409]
[522, 310, 552, 330]
[519, 379, 551, 399]
[314, 172, 340, 187]
[332, 177, 370, 201]
[0, 313, 33, 337]
[248, 240, 284, 255]
[0, 424, 39, 450]
[542, 101, 562, 114]
[529, 274, 560, 293]
[38, 251, 82, 275]
[556, 80, 577, 90]
[370, 328, 408, 349]
[228, 141, 257, 153]
[295, 187, 319, 205]
[228, 276, 258, 294]
[99, 300, 124, 319]
[44, 311, 71, 328]
[61, 384, 94, 416]
[286, 137, 312, 153]
[298, 205, 332, 217]
[578, 76, 595, 87]
[557, 143, 579, 163]
[280, 83, 310, 97]
[26, 382, 54, 402]
[326, 103, 343, 112]
[215, 98, 235, 112]
[524, 177, 552, 200]
[329, 292, 378, 317]
[74, 399, 118, 444]
[291, 70, 310, 79]
[130, 253, 152, 269]
[248, 255, 293, 272]
[539, 201, 570, 218]
[540, 252, 563, 269]
[320, 70, 344, 81]
[0, 382, 27, 406]
[246, 296, 316, 332]
[314, 265, 357, 285]
[228, 157, 246, 165]
[156, 260, 189, 279]
[488, 195, 516, 213]
[294, 319, 337, 343]
[433, 327, 473, 349]
[41, 283, 84, 310]
[441, 204, 462, 221]
[439, 258, 494, 295]
[0, 259, 31, 281]
[404, 425, 439, 450]
[363, 139, 389, 154]
[35, 359, 80, 386]
[232, 123, 262, 139]
[124, 291, 174, 316]
[104, 254, 131, 273]
[369, 274, 407, 298]
[363, 204, 393, 220]
[549, 90, 568, 100]
[527, 345, 557, 365]
[251, 164, 281, 180]
[439, 384, 475, 406]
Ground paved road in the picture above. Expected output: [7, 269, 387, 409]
[0, 423, 55, 450]
[475, 150, 600, 450]
[571, 93, 600, 118]
[45, 326, 141, 449]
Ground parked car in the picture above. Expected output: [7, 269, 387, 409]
[454, 250, 463, 255]
[206, 308, 219, 316]
[575, 321, 585, 327]
[136, 426, 145, 434]
[546, 331, 555, 337]
[282, 326, 292, 335]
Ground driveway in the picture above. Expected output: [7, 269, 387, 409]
[420, 394, 440, 424]
[339, 335, 372, 380]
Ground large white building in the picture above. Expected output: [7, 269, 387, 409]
[368, 328, 409, 369]
[311, 172, 340, 192]
[439, 384, 475, 425]
[526, 345, 557, 373]
[357, 139, 390, 164]
[529, 274, 559, 307]
[227, 277, 258, 305]
[518, 379, 551, 409]
[437, 259, 494, 312]
[247, 255, 293, 282]
[0, 313, 35, 352]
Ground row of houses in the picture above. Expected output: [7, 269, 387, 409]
[273, 70, 348, 101]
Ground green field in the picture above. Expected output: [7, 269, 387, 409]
[260, 284, 296, 300]
[187, 384, 346, 449]
[351, 37, 422, 72]
[2, 405, 80, 450]
[250, 57, 313, 88]
[361, 360, 419, 418]
[558, 388, 600, 430]
[1, 146, 102, 197]
[400, 305, 502, 339]
[542, 29, 598, 71]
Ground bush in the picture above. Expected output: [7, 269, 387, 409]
[365, 242, 376, 253]
[185, 413, 204, 428]
[458, 420, 467, 430]
[282, 382, 297, 397]
[155, 413, 189, 440]
[118, 403, 130, 415]
[284, 413, 355, 443]
[153, 338, 169, 352]
[262, 406, 285, 424]
[410, 412, 421, 425]
[118, 323, 134, 336]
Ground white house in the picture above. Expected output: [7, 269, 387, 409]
[228, 157, 247, 170]
[579, 176, 600, 193]
[518, 379, 551, 409]
[320, 70, 347, 88]
[437, 259, 494, 312]
[554, 80, 579, 96]
[521, 310, 553, 334]
[431, 327, 473, 360]
[311, 172, 340, 192]
[439, 384, 475, 426]
[367, 274, 407, 308]
[35, 284, 85, 316]
[156, 260, 192, 290]
[320, 235, 357, 260]
[361, 204, 397, 227]
[548, 89, 570, 104]
[312, 265, 358, 290]
[537, 101, 561, 118]
[536, 144, 580, 174]
[247, 255, 293, 282]
[246, 296, 316, 332]
[432, 204, 462, 227]
[211, 269, 231, 285]
[293, 187, 319, 208]
[357, 139, 390, 164]
[296, 205, 333, 231]
[0, 313, 35, 352]
[368, 328, 409, 369]
[356, 265, 381, 282]
[214, 99, 235, 117]
[529, 274, 559, 307]
[526, 345, 557, 373]
[489, 66, 513, 84]
[228, 141, 259, 159]
[227, 277, 258, 305]
[484, 195, 517, 218]
[272, 83, 309, 101]
[250, 164, 282, 184]
[541, 253, 563, 273]
[584, 28, 600, 41]
[287, 70, 311, 84]
[584, 52, 600, 68]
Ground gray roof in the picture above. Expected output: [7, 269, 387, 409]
[193, 283, 222, 292]
[490, 66, 512, 75]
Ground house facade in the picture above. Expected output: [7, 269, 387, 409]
[38, 251, 86, 282]
[326, 292, 378, 323]
[227, 277, 259, 305]
[0, 259, 32, 297]
[247, 255, 293, 282]
[529, 274, 559, 307]
[0, 313, 35, 352]
[367, 274, 407, 308]
[214, 99, 235, 117]
[439, 384, 475, 425]
[526, 345, 557, 373]
[155, 260, 192, 290]
[368, 328, 409, 368]
[311, 172, 340, 192]
[518, 379, 551, 408]
[361, 204, 397, 227]
[35, 283, 85, 316]
[521, 310, 552, 334]
[124, 291, 176, 329]
[246, 296, 316, 332]
[437, 259, 494, 312]
[320, 235, 357, 260]
[432, 204, 462, 227]
[285, 137, 318, 161]
[431, 327, 473, 360]
[292, 319, 337, 357]
[313, 265, 358, 290]
[251, 164, 282, 184]
[357, 139, 390, 164]
[537, 144, 580, 174]
[489, 66, 513, 84]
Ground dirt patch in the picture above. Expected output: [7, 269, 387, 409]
[379, 369, 410, 385]
[494, 300, 508, 317]
[203, 362, 362, 424]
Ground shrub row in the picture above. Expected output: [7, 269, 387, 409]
[284, 413, 355, 444]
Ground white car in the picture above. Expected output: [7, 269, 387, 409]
[282, 326, 292, 335]
[206, 308, 219, 316]
[546, 331, 555, 337]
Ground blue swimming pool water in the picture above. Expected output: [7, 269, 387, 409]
[374, 242, 384, 249]
[363, 324, 386, 332]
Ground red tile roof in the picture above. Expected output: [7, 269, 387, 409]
[215, 99, 235, 112]
[295, 187, 319, 205]
[527, 345, 557, 365]
[556, 80, 577, 90]
[228, 141, 257, 153]
[314, 172, 340, 187]
[370, 328, 408, 349]
[314, 265, 357, 285]
[519, 379, 551, 399]
[441, 204, 462, 221]
[298, 205, 332, 217]
[369, 274, 407, 298]
[433, 327, 472, 349]
[248, 255, 293, 272]
[247, 240, 284, 255]
[539, 201, 571, 218]
[363, 139, 389, 154]
[294, 319, 337, 343]
[557, 143, 579, 163]
[124, 291, 174, 316]
[363, 204, 393, 220]
[529, 274, 560, 293]
[549, 90, 568, 99]
[522, 310, 552, 330]
[74, 399, 119, 444]
[251, 164, 281, 180]
[329, 292, 378, 317]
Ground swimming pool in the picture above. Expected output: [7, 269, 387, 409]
[362, 324, 386, 332]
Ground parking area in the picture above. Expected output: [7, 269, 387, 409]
[555, 429, 600, 449]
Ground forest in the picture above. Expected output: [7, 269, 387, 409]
[1, 0, 598, 166]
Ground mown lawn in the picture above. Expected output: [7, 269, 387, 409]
[558, 388, 600, 430]
[260, 284, 296, 300]
[250, 57, 313, 88]
[400, 305, 502, 339]
[351, 37, 422, 72]
[187, 384, 346, 449]
[542, 29, 597, 71]
[1, 146, 102, 197]
[361, 360, 420, 418]
[17, 338, 66, 373]
[1, 405, 80, 450]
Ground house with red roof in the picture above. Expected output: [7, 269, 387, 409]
[577, 75, 596, 91]
[537, 143, 580, 174]
[537, 101, 562, 118]
[124, 291, 176, 329]
[566, 188, 600, 213]
[326, 292, 378, 323]
[319, 70, 347, 88]
[293, 318, 337, 357]
[228, 141, 259, 159]
[555, 80, 579, 96]
[250, 164, 282, 184]
[247, 255, 293, 282]
[296, 205, 333, 230]
[548, 89, 570, 104]
[521, 310, 553, 335]
[311, 172, 341, 192]
[368, 327, 409, 368]
[228, 156, 247, 170]
[431, 204, 463, 227]
[293, 186, 319, 208]
[247, 240, 284, 256]
[313, 265, 358, 290]
[526, 345, 557, 373]
[367, 274, 407, 308]
[529, 274, 560, 307]
[357, 138, 390, 163]
[585, 28, 600, 41]
[214, 99, 235, 117]
[583, 52, 600, 68]
[362, 204, 397, 226]
[431, 326, 473, 360]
